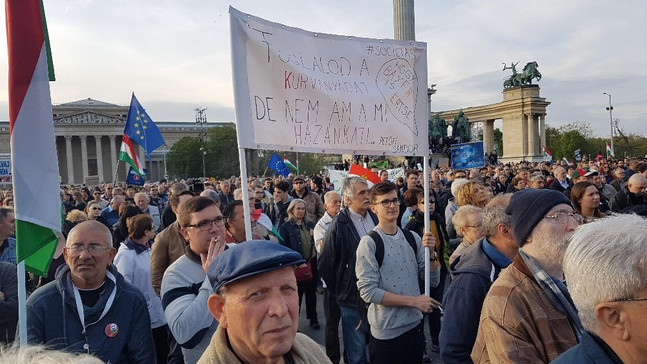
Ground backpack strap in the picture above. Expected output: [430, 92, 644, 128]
[367, 230, 385, 267]
[368, 229, 418, 267]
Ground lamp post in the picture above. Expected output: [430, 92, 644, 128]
[603, 93, 614, 156]
[195, 107, 207, 180]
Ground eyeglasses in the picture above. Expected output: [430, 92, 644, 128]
[185, 216, 225, 231]
[375, 198, 400, 208]
[611, 297, 647, 303]
[465, 223, 483, 229]
[91, 207, 102, 211]
[544, 211, 576, 224]
[294, 181, 304, 185]
[66, 244, 113, 256]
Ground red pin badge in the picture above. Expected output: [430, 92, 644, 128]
[105, 323, 119, 338]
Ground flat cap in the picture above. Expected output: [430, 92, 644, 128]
[293, 175, 305, 182]
[207, 240, 305, 293]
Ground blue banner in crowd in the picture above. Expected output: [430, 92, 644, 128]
[451, 141, 485, 170]
[127, 167, 148, 186]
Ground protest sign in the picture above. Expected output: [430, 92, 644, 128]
[230, 6, 428, 156]
[0, 159, 11, 183]
[451, 141, 485, 169]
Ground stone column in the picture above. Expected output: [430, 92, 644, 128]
[393, 0, 415, 41]
[65, 135, 74, 184]
[483, 120, 495, 154]
[80, 135, 88, 182]
[109, 135, 117, 183]
[521, 114, 529, 158]
[539, 114, 546, 150]
[95, 136, 104, 182]
[528, 114, 538, 156]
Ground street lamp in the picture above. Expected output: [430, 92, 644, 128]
[195, 107, 207, 180]
[603, 93, 614, 156]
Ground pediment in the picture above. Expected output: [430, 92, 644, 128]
[54, 111, 125, 125]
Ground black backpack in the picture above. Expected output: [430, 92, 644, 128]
[356, 229, 418, 327]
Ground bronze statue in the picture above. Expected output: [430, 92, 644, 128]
[451, 110, 470, 143]
[503, 61, 541, 88]
[429, 113, 447, 140]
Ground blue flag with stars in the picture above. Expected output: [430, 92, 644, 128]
[124, 93, 165, 160]
[268, 153, 289, 177]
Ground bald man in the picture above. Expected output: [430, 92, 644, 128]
[609, 173, 647, 212]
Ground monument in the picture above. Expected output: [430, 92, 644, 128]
[433, 61, 549, 163]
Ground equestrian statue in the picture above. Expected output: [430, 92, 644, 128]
[503, 61, 541, 88]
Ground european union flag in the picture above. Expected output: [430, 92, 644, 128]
[124, 93, 165, 160]
[268, 153, 289, 177]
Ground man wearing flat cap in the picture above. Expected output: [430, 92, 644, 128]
[471, 189, 584, 363]
[199, 240, 331, 364]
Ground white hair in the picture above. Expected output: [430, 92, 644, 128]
[341, 176, 367, 204]
[0, 344, 103, 364]
[450, 178, 470, 198]
[563, 214, 647, 332]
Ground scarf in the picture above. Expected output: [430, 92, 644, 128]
[519, 250, 584, 342]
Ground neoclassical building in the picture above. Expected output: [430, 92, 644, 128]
[0, 98, 229, 185]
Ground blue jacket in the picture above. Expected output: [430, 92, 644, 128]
[26, 264, 155, 363]
[279, 219, 315, 258]
[0, 236, 16, 264]
[551, 330, 622, 364]
[439, 238, 510, 364]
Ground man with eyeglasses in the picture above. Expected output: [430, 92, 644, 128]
[26, 220, 155, 363]
[161, 196, 227, 363]
[553, 214, 647, 364]
[472, 189, 582, 363]
[355, 182, 440, 364]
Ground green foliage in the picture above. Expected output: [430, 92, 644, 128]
[166, 136, 203, 178]
[493, 128, 503, 155]
[205, 124, 239, 178]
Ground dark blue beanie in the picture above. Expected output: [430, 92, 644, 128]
[505, 189, 572, 246]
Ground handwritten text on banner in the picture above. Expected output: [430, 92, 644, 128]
[230, 7, 428, 156]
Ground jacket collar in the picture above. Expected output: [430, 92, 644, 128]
[185, 244, 202, 264]
[124, 237, 149, 254]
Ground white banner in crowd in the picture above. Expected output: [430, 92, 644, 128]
[328, 168, 404, 195]
[230, 7, 429, 156]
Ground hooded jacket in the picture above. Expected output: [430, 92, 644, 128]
[439, 238, 510, 364]
[26, 264, 155, 363]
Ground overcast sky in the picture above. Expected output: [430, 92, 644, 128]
[1, 0, 645, 137]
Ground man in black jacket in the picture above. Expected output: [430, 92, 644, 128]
[319, 176, 377, 364]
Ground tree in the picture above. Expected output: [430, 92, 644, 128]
[205, 124, 239, 178]
[166, 136, 203, 178]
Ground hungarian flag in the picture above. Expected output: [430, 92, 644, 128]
[283, 157, 299, 173]
[119, 134, 145, 177]
[349, 164, 381, 187]
[562, 157, 571, 165]
[542, 146, 552, 159]
[7, 0, 61, 275]
[606, 142, 615, 158]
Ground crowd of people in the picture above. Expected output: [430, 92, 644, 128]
[0, 155, 646, 363]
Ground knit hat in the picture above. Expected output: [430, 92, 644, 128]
[505, 189, 572, 246]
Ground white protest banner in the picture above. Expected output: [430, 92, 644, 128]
[230, 7, 428, 156]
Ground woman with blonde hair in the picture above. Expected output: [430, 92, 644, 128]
[449, 205, 484, 265]
[455, 181, 490, 208]
[278, 198, 320, 329]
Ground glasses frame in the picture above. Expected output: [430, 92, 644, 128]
[544, 211, 576, 224]
[185, 217, 225, 231]
[611, 297, 647, 303]
[374, 198, 400, 208]
[66, 245, 113, 256]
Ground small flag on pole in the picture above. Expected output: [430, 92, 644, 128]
[349, 164, 381, 187]
[283, 157, 299, 174]
[542, 146, 552, 159]
[119, 134, 145, 178]
[268, 153, 289, 177]
[606, 142, 615, 158]
[562, 156, 571, 165]
[124, 93, 165, 160]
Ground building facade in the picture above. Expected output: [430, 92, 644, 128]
[0, 98, 228, 185]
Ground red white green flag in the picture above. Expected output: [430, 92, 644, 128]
[606, 142, 615, 158]
[7, 0, 61, 275]
[283, 157, 299, 174]
[119, 134, 146, 177]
